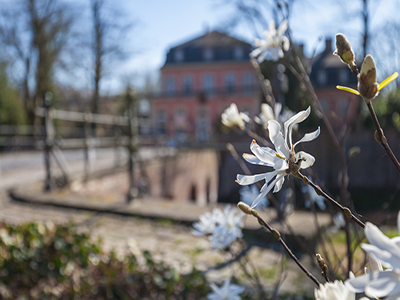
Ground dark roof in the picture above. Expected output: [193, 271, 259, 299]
[163, 31, 252, 66]
[173, 31, 250, 49]
[309, 38, 358, 88]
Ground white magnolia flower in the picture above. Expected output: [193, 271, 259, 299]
[192, 211, 218, 236]
[221, 103, 249, 130]
[239, 184, 269, 210]
[250, 19, 290, 62]
[254, 102, 295, 128]
[207, 278, 245, 300]
[315, 280, 355, 300]
[302, 184, 326, 210]
[331, 212, 345, 233]
[193, 205, 244, 250]
[236, 107, 320, 208]
[346, 211, 400, 299]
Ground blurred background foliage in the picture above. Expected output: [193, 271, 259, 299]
[0, 221, 209, 299]
[0, 62, 27, 125]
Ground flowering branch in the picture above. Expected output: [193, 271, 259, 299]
[334, 34, 400, 173]
[238, 202, 321, 287]
[295, 172, 366, 229]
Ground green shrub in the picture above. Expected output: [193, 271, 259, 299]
[0, 221, 208, 299]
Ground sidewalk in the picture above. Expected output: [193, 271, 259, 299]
[9, 180, 332, 242]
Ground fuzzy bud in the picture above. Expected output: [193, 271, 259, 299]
[272, 228, 281, 241]
[358, 55, 379, 102]
[343, 207, 352, 218]
[250, 208, 260, 218]
[334, 33, 355, 65]
[237, 202, 251, 215]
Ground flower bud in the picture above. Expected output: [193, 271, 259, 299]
[333, 33, 355, 65]
[358, 55, 379, 102]
[237, 202, 251, 215]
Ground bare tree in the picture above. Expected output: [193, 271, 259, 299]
[0, 0, 76, 124]
[90, 0, 133, 118]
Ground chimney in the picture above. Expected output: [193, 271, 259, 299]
[325, 38, 332, 52]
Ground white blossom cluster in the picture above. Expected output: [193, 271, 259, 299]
[192, 205, 244, 250]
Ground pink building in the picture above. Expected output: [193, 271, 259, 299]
[151, 31, 261, 144]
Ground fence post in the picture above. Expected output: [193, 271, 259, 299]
[127, 88, 139, 203]
[83, 109, 93, 181]
[43, 92, 54, 191]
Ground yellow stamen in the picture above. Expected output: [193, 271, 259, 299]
[378, 72, 398, 91]
[336, 85, 360, 95]
[276, 153, 286, 160]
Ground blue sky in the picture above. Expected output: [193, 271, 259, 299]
[114, 0, 400, 92]
[7, 0, 395, 94]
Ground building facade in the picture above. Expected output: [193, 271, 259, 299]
[151, 31, 261, 145]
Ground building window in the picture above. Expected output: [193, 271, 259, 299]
[183, 76, 193, 95]
[156, 110, 167, 135]
[225, 73, 235, 95]
[339, 69, 349, 84]
[165, 77, 175, 96]
[175, 49, 184, 62]
[242, 72, 253, 95]
[204, 48, 213, 61]
[318, 70, 327, 86]
[196, 108, 209, 142]
[203, 74, 214, 97]
[234, 46, 244, 60]
[175, 108, 187, 144]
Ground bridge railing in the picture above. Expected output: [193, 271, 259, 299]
[1, 91, 150, 202]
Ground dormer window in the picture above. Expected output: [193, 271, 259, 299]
[175, 49, 184, 62]
[204, 48, 213, 61]
[234, 46, 243, 60]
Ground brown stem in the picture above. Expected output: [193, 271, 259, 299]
[296, 172, 365, 229]
[244, 128, 272, 147]
[250, 210, 321, 287]
[366, 101, 400, 173]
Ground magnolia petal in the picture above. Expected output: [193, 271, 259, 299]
[242, 153, 273, 167]
[250, 47, 262, 58]
[336, 85, 361, 95]
[362, 222, 400, 269]
[345, 273, 370, 293]
[364, 271, 400, 298]
[260, 170, 280, 192]
[296, 151, 315, 169]
[282, 36, 290, 51]
[251, 174, 283, 208]
[236, 173, 266, 185]
[268, 120, 290, 158]
[369, 253, 383, 272]
[274, 102, 282, 118]
[249, 140, 279, 166]
[261, 103, 275, 121]
[268, 20, 276, 35]
[240, 112, 250, 123]
[273, 174, 285, 193]
[277, 19, 288, 36]
[293, 127, 321, 149]
[378, 72, 398, 91]
[284, 107, 311, 148]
